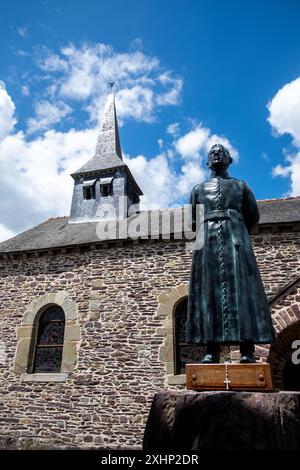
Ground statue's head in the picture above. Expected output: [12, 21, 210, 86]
[207, 144, 233, 170]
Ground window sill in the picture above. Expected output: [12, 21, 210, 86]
[20, 373, 68, 383]
[166, 374, 186, 386]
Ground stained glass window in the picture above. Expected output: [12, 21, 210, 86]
[174, 297, 205, 374]
[32, 306, 65, 373]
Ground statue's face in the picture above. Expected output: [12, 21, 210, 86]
[207, 145, 231, 169]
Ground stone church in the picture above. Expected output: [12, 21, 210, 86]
[0, 92, 300, 449]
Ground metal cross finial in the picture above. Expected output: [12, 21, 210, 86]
[109, 81, 115, 90]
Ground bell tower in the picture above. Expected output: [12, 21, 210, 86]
[69, 89, 143, 223]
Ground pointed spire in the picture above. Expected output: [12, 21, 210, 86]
[94, 90, 123, 161]
[72, 90, 125, 175]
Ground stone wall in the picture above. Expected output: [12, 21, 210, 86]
[0, 227, 300, 449]
[252, 229, 300, 295]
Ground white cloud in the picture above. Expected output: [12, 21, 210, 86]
[34, 42, 182, 126]
[129, 38, 144, 51]
[0, 120, 97, 234]
[268, 76, 300, 195]
[0, 39, 184, 238]
[17, 27, 29, 38]
[124, 124, 237, 210]
[272, 164, 291, 178]
[287, 153, 300, 195]
[167, 122, 180, 136]
[38, 51, 68, 73]
[27, 101, 72, 134]
[16, 49, 29, 57]
[272, 153, 300, 195]
[177, 162, 206, 197]
[21, 85, 30, 96]
[268, 77, 300, 146]
[175, 126, 210, 159]
[116, 86, 155, 123]
[0, 82, 16, 140]
[175, 124, 238, 162]
[0, 43, 238, 240]
[158, 139, 163, 149]
[124, 153, 176, 209]
[156, 74, 183, 106]
[261, 152, 269, 162]
[0, 224, 15, 243]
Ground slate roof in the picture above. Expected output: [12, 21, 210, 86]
[0, 197, 300, 254]
[73, 153, 126, 175]
[257, 197, 300, 224]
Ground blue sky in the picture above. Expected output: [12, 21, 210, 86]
[0, 0, 300, 241]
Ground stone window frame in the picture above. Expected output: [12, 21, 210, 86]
[13, 291, 81, 382]
[157, 283, 189, 387]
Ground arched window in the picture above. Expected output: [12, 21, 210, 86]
[32, 306, 65, 373]
[174, 297, 205, 374]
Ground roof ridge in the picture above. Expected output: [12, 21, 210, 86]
[26, 196, 300, 223]
[45, 216, 68, 221]
[257, 196, 300, 202]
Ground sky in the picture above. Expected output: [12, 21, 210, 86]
[0, 0, 300, 242]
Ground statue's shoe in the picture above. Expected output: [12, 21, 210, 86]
[240, 355, 256, 363]
[200, 353, 220, 364]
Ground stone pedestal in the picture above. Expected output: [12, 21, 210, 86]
[143, 390, 300, 450]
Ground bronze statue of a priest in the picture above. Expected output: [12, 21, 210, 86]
[186, 144, 275, 363]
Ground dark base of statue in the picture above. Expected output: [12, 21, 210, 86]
[143, 390, 300, 450]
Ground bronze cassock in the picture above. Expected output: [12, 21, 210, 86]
[186, 144, 275, 363]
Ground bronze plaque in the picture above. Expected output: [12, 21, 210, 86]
[186, 363, 273, 391]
